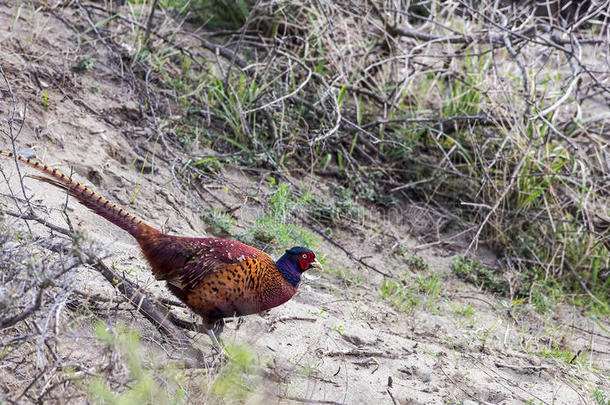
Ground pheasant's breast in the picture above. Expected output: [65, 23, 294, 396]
[185, 257, 296, 320]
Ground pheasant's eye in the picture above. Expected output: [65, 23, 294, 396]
[302, 254, 307, 259]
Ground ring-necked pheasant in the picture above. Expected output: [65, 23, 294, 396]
[0, 150, 320, 348]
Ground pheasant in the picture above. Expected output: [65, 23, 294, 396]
[0, 150, 320, 348]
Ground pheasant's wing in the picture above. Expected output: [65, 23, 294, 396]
[163, 238, 274, 290]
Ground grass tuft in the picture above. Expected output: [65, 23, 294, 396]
[453, 256, 509, 296]
[240, 182, 319, 249]
[204, 207, 236, 236]
[87, 322, 185, 405]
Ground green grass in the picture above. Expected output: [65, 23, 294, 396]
[450, 303, 476, 329]
[203, 207, 236, 235]
[239, 182, 319, 249]
[451, 303, 475, 318]
[477, 318, 500, 349]
[440, 52, 490, 118]
[164, 0, 252, 29]
[527, 279, 565, 314]
[205, 72, 264, 149]
[324, 265, 363, 287]
[454, 255, 607, 315]
[189, 156, 224, 173]
[406, 255, 429, 272]
[453, 256, 509, 295]
[87, 323, 261, 404]
[381, 268, 442, 313]
[537, 343, 581, 365]
[414, 272, 441, 296]
[87, 322, 185, 405]
[593, 387, 610, 405]
[307, 185, 367, 227]
[381, 279, 420, 312]
[212, 343, 261, 402]
[73, 55, 94, 72]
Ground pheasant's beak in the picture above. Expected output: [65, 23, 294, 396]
[310, 259, 323, 271]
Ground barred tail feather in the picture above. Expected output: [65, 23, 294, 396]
[0, 150, 158, 237]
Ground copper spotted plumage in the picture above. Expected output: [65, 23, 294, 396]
[0, 150, 321, 348]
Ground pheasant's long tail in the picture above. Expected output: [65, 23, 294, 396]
[0, 150, 159, 237]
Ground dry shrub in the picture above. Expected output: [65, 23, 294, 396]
[155, 0, 609, 306]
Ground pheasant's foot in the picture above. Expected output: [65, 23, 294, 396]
[206, 327, 234, 363]
[206, 328, 223, 352]
[212, 318, 225, 335]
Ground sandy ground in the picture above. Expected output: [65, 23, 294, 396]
[0, 3, 609, 404]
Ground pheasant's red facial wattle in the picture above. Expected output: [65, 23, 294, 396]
[298, 252, 315, 271]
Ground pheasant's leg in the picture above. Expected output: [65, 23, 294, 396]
[213, 318, 225, 335]
[206, 328, 224, 353]
[206, 319, 229, 356]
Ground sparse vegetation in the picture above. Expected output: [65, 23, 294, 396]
[451, 303, 475, 318]
[87, 323, 185, 405]
[175, 0, 253, 29]
[212, 344, 261, 403]
[203, 207, 236, 235]
[307, 188, 365, 227]
[239, 182, 319, 249]
[453, 256, 509, 296]
[381, 266, 442, 313]
[593, 387, 610, 405]
[74, 55, 94, 72]
[1, 0, 609, 403]
[131, 0, 610, 315]
[406, 255, 429, 272]
[537, 343, 582, 365]
[381, 279, 420, 312]
[323, 265, 363, 287]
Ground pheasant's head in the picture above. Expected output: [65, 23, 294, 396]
[286, 247, 321, 271]
[276, 247, 322, 286]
